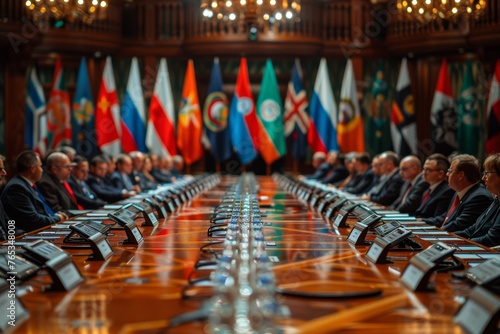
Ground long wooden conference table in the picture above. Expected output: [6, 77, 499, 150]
[2, 175, 500, 333]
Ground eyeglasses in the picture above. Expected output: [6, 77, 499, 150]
[371, 163, 383, 167]
[400, 167, 412, 172]
[423, 168, 440, 173]
[483, 171, 497, 178]
[56, 164, 75, 169]
[77, 169, 90, 173]
[447, 168, 454, 173]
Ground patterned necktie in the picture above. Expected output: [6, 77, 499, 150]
[32, 184, 55, 215]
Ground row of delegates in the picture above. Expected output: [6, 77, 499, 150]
[455, 153, 500, 247]
[0, 151, 69, 234]
[298, 151, 349, 185]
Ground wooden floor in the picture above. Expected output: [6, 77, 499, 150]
[4, 175, 499, 333]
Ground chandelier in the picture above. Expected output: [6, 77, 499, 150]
[201, 0, 301, 24]
[25, 0, 108, 25]
[397, 0, 487, 23]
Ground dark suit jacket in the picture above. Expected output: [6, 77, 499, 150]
[87, 174, 125, 203]
[0, 175, 60, 233]
[455, 199, 500, 247]
[110, 171, 134, 191]
[67, 175, 106, 210]
[441, 183, 493, 232]
[305, 162, 331, 180]
[344, 169, 375, 195]
[417, 181, 455, 222]
[370, 169, 405, 206]
[392, 174, 429, 215]
[321, 164, 349, 185]
[36, 172, 78, 212]
[151, 168, 173, 184]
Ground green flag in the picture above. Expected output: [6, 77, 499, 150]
[366, 65, 392, 156]
[257, 59, 287, 165]
[458, 59, 482, 156]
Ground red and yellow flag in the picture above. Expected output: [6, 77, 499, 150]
[177, 60, 203, 165]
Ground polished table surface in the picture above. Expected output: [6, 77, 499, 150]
[4, 176, 499, 333]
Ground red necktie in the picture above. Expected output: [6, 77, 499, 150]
[63, 181, 84, 210]
[421, 189, 430, 204]
[442, 195, 460, 227]
[401, 183, 412, 203]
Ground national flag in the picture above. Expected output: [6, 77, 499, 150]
[121, 57, 147, 153]
[430, 58, 457, 156]
[366, 64, 392, 156]
[46, 57, 71, 150]
[256, 59, 287, 165]
[284, 58, 309, 160]
[25, 66, 48, 156]
[203, 57, 231, 163]
[458, 59, 483, 156]
[177, 59, 203, 165]
[95, 56, 121, 156]
[229, 58, 259, 165]
[72, 57, 98, 159]
[486, 59, 500, 154]
[390, 58, 417, 156]
[338, 59, 365, 152]
[146, 58, 177, 158]
[308, 58, 338, 154]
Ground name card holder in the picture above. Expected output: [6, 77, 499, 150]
[454, 285, 500, 334]
[144, 197, 167, 219]
[69, 223, 114, 261]
[309, 189, 326, 207]
[22, 240, 85, 291]
[155, 194, 176, 213]
[317, 193, 339, 215]
[324, 197, 348, 221]
[465, 258, 500, 288]
[132, 202, 159, 227]
[366, 227, 412, 264]
[333, 202, 362, 228]
[0, 280, 30, 332]
[347, 214, 382, 246]
[0, 254, 39, 281]
[374, 221, 403, 237]
[400, 242, 456, 291]
[108, 210, 144, 245]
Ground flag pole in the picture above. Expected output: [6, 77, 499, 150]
[216, 163, 221, 173]
[266, 164, 271, 176]
[293, 159, 298, 175]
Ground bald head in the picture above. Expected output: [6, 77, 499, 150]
[399, 155, 422, 181]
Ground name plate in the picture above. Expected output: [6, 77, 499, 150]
[70, 223, 114, 261]
[347, 227, 363, 244]
[128, 225, 144, 245]
[400, 242, 455, 291]
[454, 285, 500, 334]
[22, 240, 85, 291]
[465, 258, 500, 286]
[366, 228, 412, 264]
[333, 213, 346, 228]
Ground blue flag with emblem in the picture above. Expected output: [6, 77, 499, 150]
[72, 57, 98, 159]
[203, 58, 231, 163]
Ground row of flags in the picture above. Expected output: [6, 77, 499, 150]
[25, 56, 500, 167]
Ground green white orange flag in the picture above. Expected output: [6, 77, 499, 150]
[177, 59, 203, 165]
[256, 59, 286, 164]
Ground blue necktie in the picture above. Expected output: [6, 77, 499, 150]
[32, 184, 55, 215]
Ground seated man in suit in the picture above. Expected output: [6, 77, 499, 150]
[361, 151, 404, 206]
[149, 153, 173, 184]
[110, 154, 141, 193]
[67, 155, 106, 209]
[440, 154, 493, 232]
[343, 152, 375, 195]
[298, 151, 328, 180]
[1, 150, 67, 233]
[320, 152, 349, 185]
[171, 155, 185, 179]
[391, 155, 429, 215]
[87, 156, 136, 203]
[416, 153, 455, 223]
[36, 152, 81, 212]
[455, 153, 500, 247]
